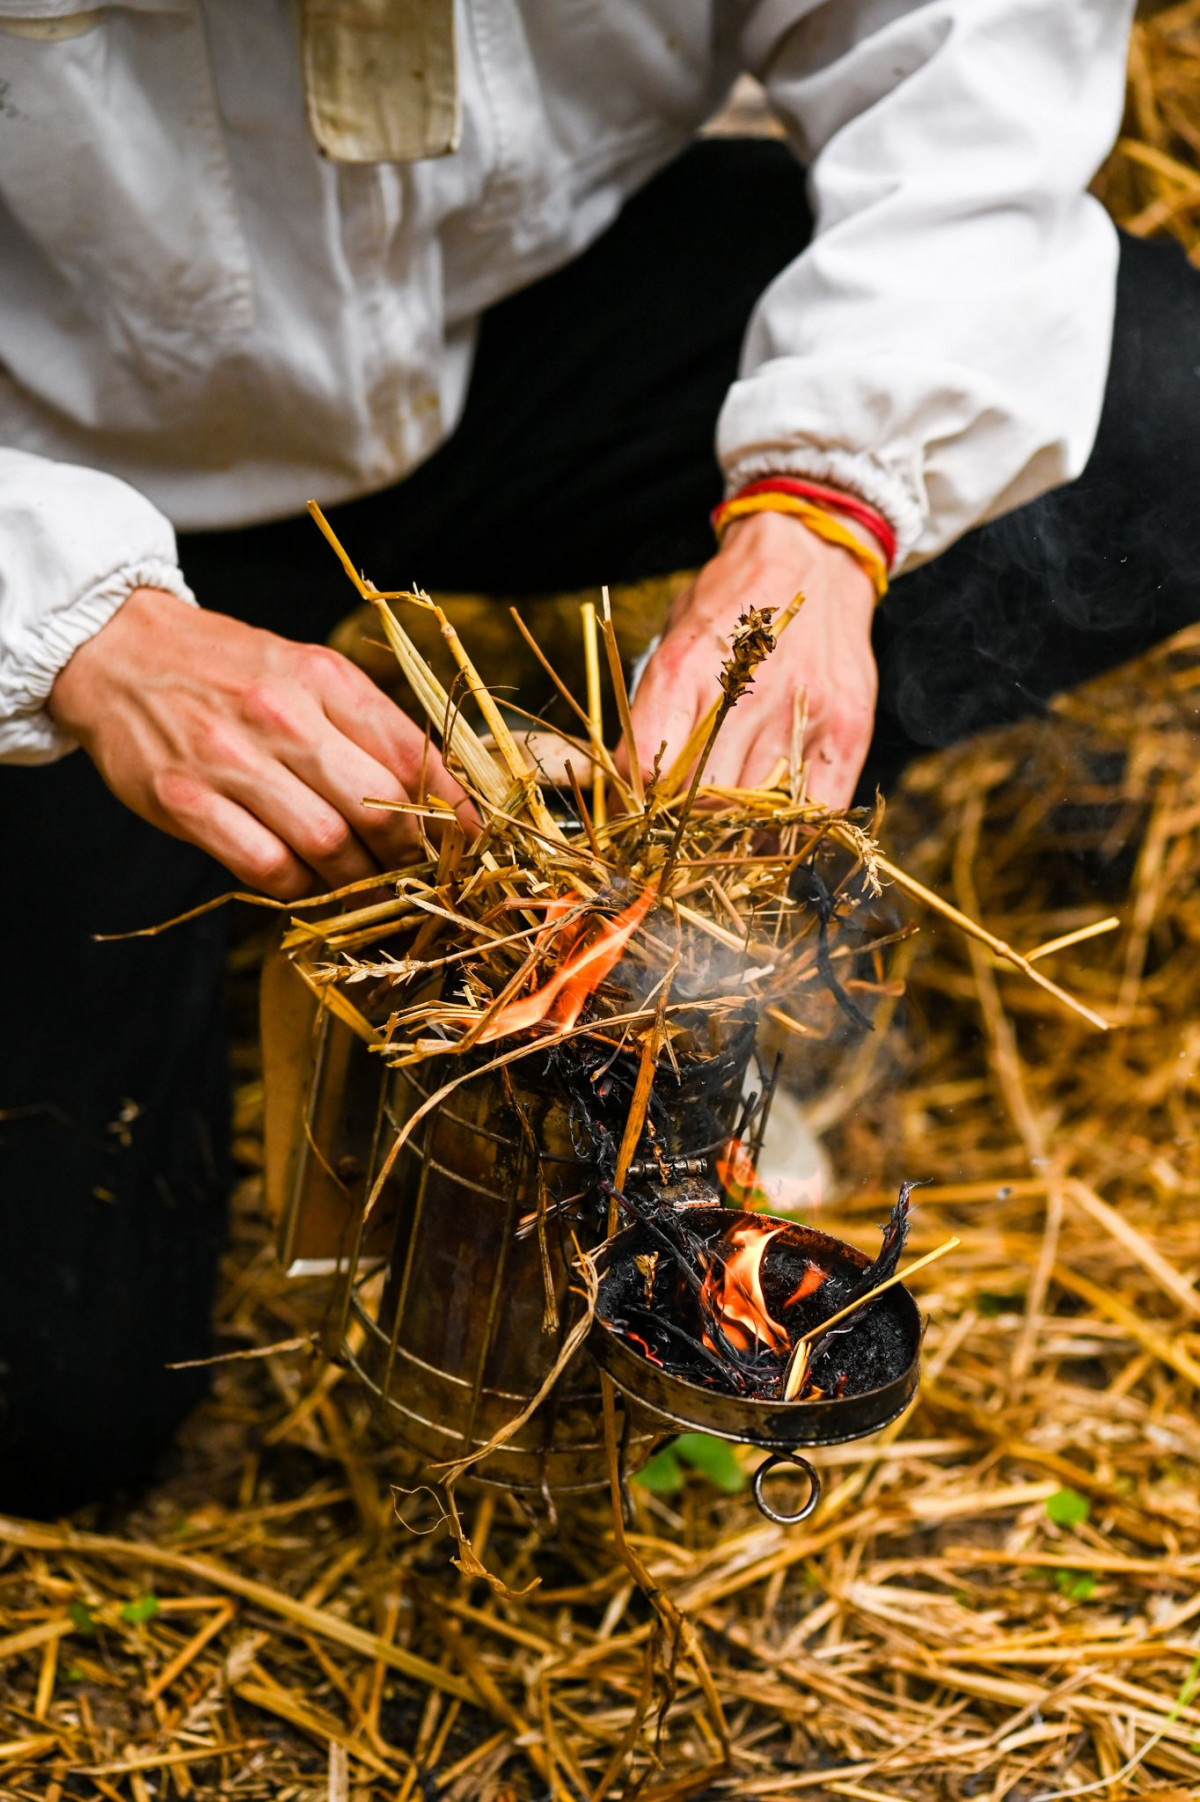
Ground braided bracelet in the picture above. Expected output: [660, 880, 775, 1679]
[711, 490, 890, 600]
[729, 475, 897, 566]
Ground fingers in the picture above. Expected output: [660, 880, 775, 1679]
[151, 770, 315, 900]
[221, 754, 383, 889]
[279, 721, 423, 871]
[238, 644, 483, 879]
[802, 680, 876, 809]
[703, 688, 870, 808]
[801, 740, 861, 811]
[625, 600, 876, 806]
[627, 654, 872, 808]
[238, 647, 453, 874]
[616, 510, 884, 808]
[66, 601, 480, 895]
[314, 650, 480, 832]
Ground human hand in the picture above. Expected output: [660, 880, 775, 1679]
[625, 509, 880, 809]
[48, 587, 472, 899]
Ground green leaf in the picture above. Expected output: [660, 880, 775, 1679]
[120, 1594, 160, 1625]
[1045, 1487, 1091, 1528]
[68, 1602, 96, 1637]
[633, 1448, 685, 1495]
[1054, 1569, 1097, 1601]
[64, 1665, 85, 1683]
[977, 1291, 1024, 1318]
[674, 1434, 747, 1494]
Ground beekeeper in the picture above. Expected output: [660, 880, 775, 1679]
[3, 0, 1197, 1513]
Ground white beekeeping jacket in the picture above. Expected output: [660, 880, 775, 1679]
[0, 0, 1134, 762]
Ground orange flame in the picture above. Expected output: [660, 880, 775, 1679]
[700, 1221, 790, 1357]
[715, 1135, 772, 1211]
[784, 1262, 827, 1308]
[477, 886, 656, 1043]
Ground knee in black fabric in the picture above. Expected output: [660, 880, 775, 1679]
[0, 1053, 230, 1518]
[1082, 233, 1200, 631]
[0, 1034, 230, 1516]
[1104, 233, 1200, 471]
[0, 1309, 213, 1520]
[0, 756, 233, 1516]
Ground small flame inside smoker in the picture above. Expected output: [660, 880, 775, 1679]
[604, 1182, 916, 1405]
[713, 1136, 775, 1210]
[700, 1221, 791, 1359]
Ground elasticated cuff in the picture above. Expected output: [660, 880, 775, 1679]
[0, 559, 197, 765]
[720, 446, 924, 574]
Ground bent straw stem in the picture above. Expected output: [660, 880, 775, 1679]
[1026, 917, 1120, 963]
[307, 502, 506, 806]
[782, 1236, 961, 1401]
[868, 849, 1111, 1032]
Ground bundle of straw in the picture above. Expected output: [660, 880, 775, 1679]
[287, 505, 1105, 1164]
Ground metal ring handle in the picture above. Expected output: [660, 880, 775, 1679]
[752, 1452, 822, 1525]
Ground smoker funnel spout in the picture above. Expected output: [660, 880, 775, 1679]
[590, 1208, 922, 1521]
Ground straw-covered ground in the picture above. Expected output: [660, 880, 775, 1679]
[3, 9, 1200, 1799]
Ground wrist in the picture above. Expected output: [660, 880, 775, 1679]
[716, 509, 878, 613]
[714, 479, 892, 601]
[48, 585, 191, 733]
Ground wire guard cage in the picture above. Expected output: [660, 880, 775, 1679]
[330, 1039, 752, 1495]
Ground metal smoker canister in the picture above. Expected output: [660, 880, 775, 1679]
[331, 1031, 755, 1494]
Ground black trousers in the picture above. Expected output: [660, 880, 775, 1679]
[2, 140, 1198, 1515]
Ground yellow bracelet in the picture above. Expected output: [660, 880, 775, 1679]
[713, 491, 890, 600]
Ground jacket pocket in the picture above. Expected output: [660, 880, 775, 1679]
[0, 1, 254, 349]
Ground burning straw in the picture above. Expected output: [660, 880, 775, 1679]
[294, 499, 1101, 1111]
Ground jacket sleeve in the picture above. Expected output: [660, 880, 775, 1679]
[0, 449, 195, 764]
[719, 0, 1136, 570]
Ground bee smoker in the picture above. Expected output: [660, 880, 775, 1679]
[264, 960, 921, 1520]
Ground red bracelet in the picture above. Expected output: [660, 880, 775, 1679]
[721, 476, 898, 567]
